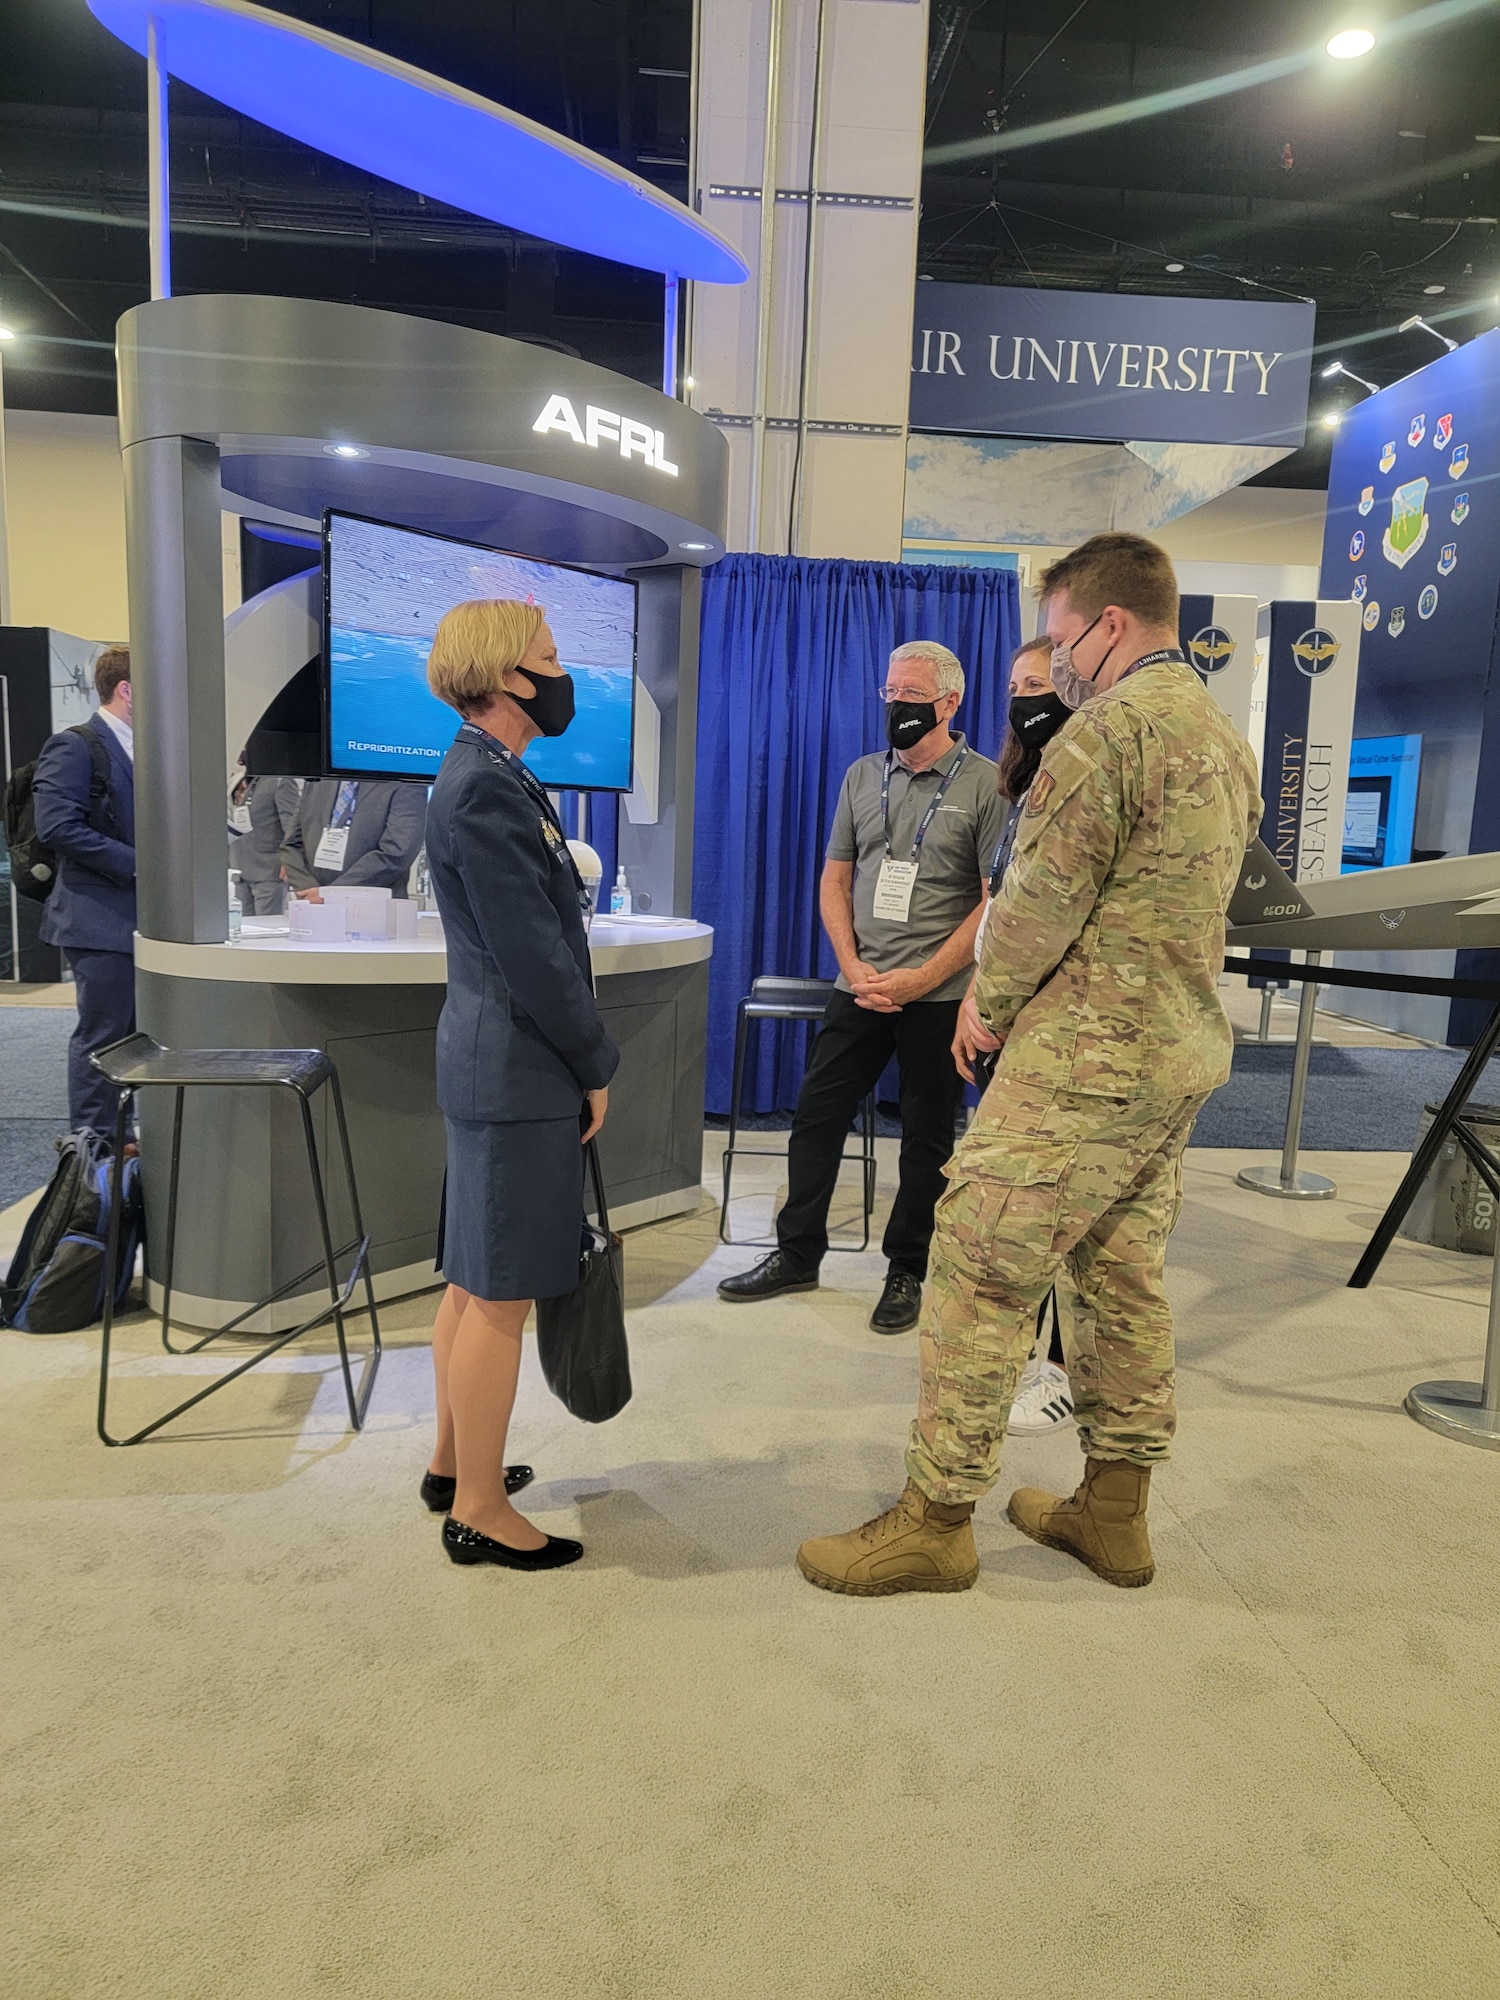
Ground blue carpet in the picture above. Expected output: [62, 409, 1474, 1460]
[0, 1009, 74, 1210]
[708, 1046, 1500, 1154]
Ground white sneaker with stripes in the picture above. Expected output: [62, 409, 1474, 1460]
[1007, 1358, 1075, 1435]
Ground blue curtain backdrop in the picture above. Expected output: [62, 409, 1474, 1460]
[693, 554, 1022, 1115]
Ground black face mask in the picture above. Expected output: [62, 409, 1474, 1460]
[886, 699, 940, 752]
[510, 669, 576, 738]
[1007, 690, 1072, 748]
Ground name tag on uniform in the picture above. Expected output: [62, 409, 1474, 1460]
[229, 804, 252, 834]
[314, 825, 350, 872]
[872, 857, 919, 923]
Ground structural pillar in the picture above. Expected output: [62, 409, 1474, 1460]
[688, 0, 928, 558]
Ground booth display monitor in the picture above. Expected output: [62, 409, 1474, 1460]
[1342, 733, 1421, 874]
[323, 511, 637, 789]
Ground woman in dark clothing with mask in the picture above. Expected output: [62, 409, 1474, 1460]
[421, 598, 620, 1573]
[953, 633, 1076, 1436]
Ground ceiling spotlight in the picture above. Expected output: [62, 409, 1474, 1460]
[323, 442, 369, 459]
[1321, 359, 1379, 394]
[1164, 261, 1185, 273]
[678, 540, 712, 551]
[1326, 27, 1376, 58]
[0, 324, 15, 341]
[1399, 314, 1458, 352]
[1423, 283, 1446, 296]
[1321, 410, 1343, 429]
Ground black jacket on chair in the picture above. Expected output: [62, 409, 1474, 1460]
[426, 728, 620, 1123]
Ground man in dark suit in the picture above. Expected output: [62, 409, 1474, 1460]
[32, 645, 137, 1138]
[279, 777, 427, 901]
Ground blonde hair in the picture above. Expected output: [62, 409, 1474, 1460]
[427, 599, 547, 716]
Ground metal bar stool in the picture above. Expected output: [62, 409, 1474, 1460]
[719, 976, 878, 1250]
[91, 1032, 381, 1447]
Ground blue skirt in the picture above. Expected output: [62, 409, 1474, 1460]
[439, 1116, 585, 1303]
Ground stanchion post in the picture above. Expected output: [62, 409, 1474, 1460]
[1237, 950, 1337, 1200]
[1406, 1228, 1500, 1449]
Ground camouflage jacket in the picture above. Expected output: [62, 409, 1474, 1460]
[975, 657, 1263, 1100]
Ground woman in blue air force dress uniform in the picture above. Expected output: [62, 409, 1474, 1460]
[421, 599, 620, 1574]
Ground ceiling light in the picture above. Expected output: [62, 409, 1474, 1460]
[1164, 261, 1185, 273]
[1321, 359, 1379, 395]
[1399, 314, 1458, 352]
[1423, 283, 1446, 295]
[1326, 27, 1376, 58]
[1321, 410, 1343, 428]
[679, 540, 712, 551]
[323, 442, 369, 459]
[0, 324, 15, 341]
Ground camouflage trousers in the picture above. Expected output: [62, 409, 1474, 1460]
[906, 1078, 1207, 1505]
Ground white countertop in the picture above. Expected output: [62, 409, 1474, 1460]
[134, 914, 713, 984]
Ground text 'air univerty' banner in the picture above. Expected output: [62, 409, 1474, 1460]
[910, 283, 1314, 447]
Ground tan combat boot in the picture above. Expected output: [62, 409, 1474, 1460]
[797, 1480, 979, 1596]
[1007, 1458, 1155, 1588]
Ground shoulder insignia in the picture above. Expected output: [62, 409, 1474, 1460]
[1025, 770, 1056, 815]
[541, 819, 562, 847]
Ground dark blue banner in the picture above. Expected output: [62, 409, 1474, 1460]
[910, 282, 1314, 446]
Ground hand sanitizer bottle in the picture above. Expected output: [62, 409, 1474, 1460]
[609, 866, 632, 916]
[227, 871, 243, 941]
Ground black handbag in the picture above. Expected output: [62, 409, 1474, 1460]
[536, 1140, 632, 1424]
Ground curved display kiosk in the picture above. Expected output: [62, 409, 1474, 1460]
[121, 293, 726, 1329]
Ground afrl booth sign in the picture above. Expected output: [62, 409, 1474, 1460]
[910, 283, 1314, 447]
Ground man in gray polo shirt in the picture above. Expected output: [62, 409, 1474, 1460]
[719, 640, 1005, 1332]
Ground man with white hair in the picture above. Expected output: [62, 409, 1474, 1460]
[719, 638, 1005, 1332]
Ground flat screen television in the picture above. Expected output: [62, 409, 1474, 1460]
[323, 510, 638, 790]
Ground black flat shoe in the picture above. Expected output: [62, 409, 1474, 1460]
[442, 1516, 584, 1571]
[420, 1466, 533, 1512]
[870, 1270, 923, 1334]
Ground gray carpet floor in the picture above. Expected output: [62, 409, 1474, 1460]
[6, 1143, 1500, 1998]
[0, 1009, 73, 1209]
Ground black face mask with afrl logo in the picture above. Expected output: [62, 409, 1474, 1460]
[1007, 690, 1072, 749]
[885, 699, 940, 752]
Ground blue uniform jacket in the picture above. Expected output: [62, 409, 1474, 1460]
[33, 715, 137, 953]
[426, 730, 620, 1123]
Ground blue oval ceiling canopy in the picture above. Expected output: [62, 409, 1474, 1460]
[87, 0, 747, 285]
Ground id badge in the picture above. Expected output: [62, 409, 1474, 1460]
[872, 857, 918, 923]
[229, 804, 252, 834]
[314, 824, 351, 873]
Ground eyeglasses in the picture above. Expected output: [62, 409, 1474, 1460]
[880, 685, 941, 704]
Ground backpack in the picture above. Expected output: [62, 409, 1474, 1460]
[3, 724, 119, 904]
[1, 1131, 144, 1334]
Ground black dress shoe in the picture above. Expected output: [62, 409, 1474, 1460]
[870, 1270, 923, 1334]
[442, 1516, 584, 1570]
[717, 1251, 819, 1303]
[420, 1466, 534, 1512]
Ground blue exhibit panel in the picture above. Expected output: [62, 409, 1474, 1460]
[324, 513, 637, 792]
[1342, 735, 1421, 874]
[88, 0, 747, 283]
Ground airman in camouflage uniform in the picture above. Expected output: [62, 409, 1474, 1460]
[798, 533, 1263, 1597]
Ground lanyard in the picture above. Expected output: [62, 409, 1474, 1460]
[989, 799, 1023, 895]
[1118, 647, 1186, 682]
[880, 744, 968, 863]
[460, 724, 590, 912]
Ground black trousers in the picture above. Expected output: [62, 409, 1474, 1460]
[64, 947, 136, 1137]
[776, 990, 963, 1279]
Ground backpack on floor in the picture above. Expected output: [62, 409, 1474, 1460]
[0, 1131, 143, 1334]
[3, 724, 118, 903]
